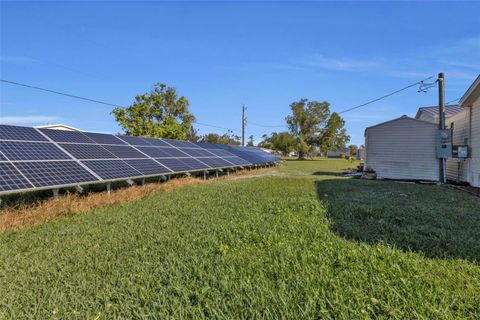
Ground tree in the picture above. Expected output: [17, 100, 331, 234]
[199, 131, 241, 145]
[246, 135, 254, 146]
[285, 99, 330, 159]
[317, 112, 350, 155]
[258, 132, 296, 156]
[112, 83, 195, 140]
[348, 144, 358, 157]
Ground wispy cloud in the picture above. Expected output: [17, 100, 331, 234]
[0, 115, 62, 125]
[302, 54, 380, 71]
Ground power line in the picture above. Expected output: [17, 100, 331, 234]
[248, 121, 287, 128]
[446, 97, 461, 104]
[0, 79, 239, 133]
[337, 75, 435, 114]
[0, 79, 123, 108]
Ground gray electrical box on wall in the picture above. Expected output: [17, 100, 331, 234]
[436, 129, 452, 158]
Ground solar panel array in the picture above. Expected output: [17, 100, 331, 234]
[0, 124, 278, 194]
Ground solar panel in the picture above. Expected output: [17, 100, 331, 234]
[0, 141, 72, 161]
[39, 128, 95, 143]
[155, 158, 192, 172]
[83, 132, 127, 145]
[117, 135, 151, 146]
[162, 139, 197, 148]
[206, 149, 235, 157]
[198, 157, 234, 168]
[124, 159, 171, 175]
[179, 148, 214, 157]
[0, 125, 48, 142]
[136, 146, 172, 158]
[0, 162, 34, 191]
[13, 161, 98, 187]
[0, 124, 278, 195]
[223, 156, 251, 165]
[141, 137, 171, 147]
[101, 145, 148, 159]
[179, 158, 211, 170]
[82, 160, 143, 180]
[60, 143, 116, 159]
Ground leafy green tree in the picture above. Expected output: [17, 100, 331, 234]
[246, 135, 254, 147]
[112, 83, 195, 139]
[317, 113, 350, 155]
[348, 144, 358, 157]
[286, 99, 330, 159]
[200, 131, 241, 145]
[259, 132, 296, 156]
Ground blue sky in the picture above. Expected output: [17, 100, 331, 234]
[1, 1, 479, 146]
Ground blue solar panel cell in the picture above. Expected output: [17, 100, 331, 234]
[124, 159, 171, 175]
[0, 153, 7, 161]
[198, 157, 233, 168]
[0, 162, 34, 191]
[83, 132, 127, 145]
[207, 149, 235, 157]
[141, 137, 171, 147]
[117, 135, 151, 146]
[0, 141, 72, 161]
[223, 156, 251, 165]
[82, 160, 142, 180]
[155, 158, 192, 172]
[14, 161, 98, 187]
[179, 158, 210, 170]
[162, 139, 197, 148]
[101, 145, 148, 159]
[179, 148, 214, 157]
[60, 143, 115, 159]
[39, 129, 95, 143]
[0, 125, 48, 142]
[136, 147, 171, 158]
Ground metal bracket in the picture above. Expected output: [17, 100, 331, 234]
[75, 185, 84, 194]
[126, 179, 135, 186]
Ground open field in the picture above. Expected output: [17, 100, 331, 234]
[1, 159, 479, 319]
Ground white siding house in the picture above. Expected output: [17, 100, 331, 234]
[364, 116, 440, 181]
[447, 75, 480, 187]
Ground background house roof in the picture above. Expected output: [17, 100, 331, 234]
[415, 104, 462, 119]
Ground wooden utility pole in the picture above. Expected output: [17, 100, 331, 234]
[438, 72, 446, 183]
[242, 105, 246, 146]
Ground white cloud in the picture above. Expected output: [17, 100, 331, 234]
[0, 115, 62, 125]
[302, 54, 380, 71]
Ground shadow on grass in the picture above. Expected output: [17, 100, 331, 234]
[315, 178, 480, 263]
[312, 171, 345, 177]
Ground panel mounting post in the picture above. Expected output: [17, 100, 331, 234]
[159, 175, 167, 182]
[126, 179, 134, 186]
[52, 189, 59, 197]
[203, 171, 208, 180]
[141, 178, 145, 186]
[215, 170, 219, 178]
[75, 185, 84, 194]
[107, 183, 111, 196]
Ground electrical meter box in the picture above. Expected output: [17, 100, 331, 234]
[452, 145, 470, 158]
[436, 129, 452, 159]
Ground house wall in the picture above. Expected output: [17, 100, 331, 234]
[365, 118, 440, 181]
[469, 96, 480, 187]
[446, 109, 470, 183]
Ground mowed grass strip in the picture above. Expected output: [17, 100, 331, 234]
[0, 160, 479, 319]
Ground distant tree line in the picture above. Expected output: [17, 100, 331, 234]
[112, 83, 350, 158]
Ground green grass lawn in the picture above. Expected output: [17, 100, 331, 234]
[1, 159, 479, 319]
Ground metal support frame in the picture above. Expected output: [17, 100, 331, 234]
[126, 179, 134, 186]
[52, 189, 59, 197]
[75, 185, 84, 194]
[203, 171, 208, 180]
[106, 182, 111, 196]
